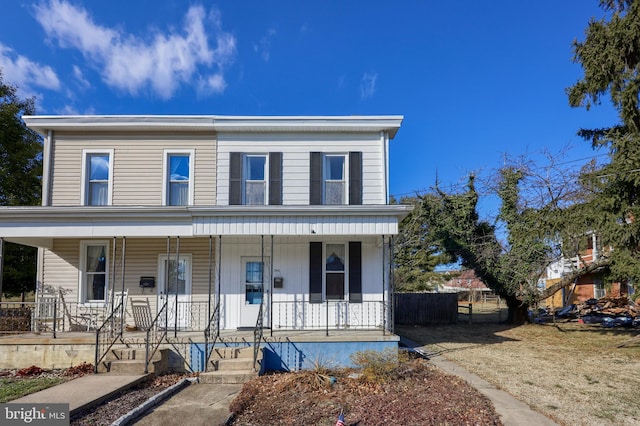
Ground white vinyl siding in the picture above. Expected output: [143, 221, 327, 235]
[217, 133, 385, 206]
[219, 236, 383, 329]
[49, 133, 216, 207]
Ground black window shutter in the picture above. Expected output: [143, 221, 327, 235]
[269, 152, 283, 205]
[349, 241, 362, 302]
[310, 152, 323, 205]
[229, 152, 242, 205]
[309, 242, 323, 303]
[349, 151, 362, 205]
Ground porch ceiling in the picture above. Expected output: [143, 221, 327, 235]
[0, 205, 413, 243]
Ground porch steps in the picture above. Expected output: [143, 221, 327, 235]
[98, 347, 169, 375]
[199, 346, 262, 384]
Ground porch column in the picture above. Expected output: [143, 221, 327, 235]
[270, 235, 274, 336]
[207, 235, 213, 333]
[111, 237, 117, 316]
[217, 235, 222, 336]
[382, 235, 386, 336]
[120, 236, 127, 336]
[165, 236, 170, 328]
[174, 236, 180, 337]
[0, 238, 4, 301]
[389, 236, 395, 334]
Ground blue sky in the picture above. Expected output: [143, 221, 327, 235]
[0, 1, 619, 202]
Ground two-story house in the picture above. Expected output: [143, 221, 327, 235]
[0, 115, 411, 371]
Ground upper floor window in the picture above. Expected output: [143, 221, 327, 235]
[244, 155, 267, 205]
[323, 155, 346, 205]
[310, 152, 362, 205]
[82, 150, 113, 206]
[229, 152, 282, 206]
[163, 150, 194, 206]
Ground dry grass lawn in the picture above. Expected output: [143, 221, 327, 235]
[396, 303, 640, 426]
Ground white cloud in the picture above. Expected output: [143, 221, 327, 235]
[0, 43, 61, 97]
[253, 28, 276, 62]
[360, 71, 378, 99]
[72, 65, 90, 89]
[34, 0, 237, 99]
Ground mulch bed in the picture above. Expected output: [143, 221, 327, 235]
[230, 357, 502, 425]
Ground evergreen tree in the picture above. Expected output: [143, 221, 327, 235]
[567, 0, 640, 290]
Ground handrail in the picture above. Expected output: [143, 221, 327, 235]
[144, 299, 168, 374]
[253, 302, 264, 372]
[94, 298, 125, 373]
[203, 302, 220, 371]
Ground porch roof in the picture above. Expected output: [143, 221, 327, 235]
[0, 204, 412, 247]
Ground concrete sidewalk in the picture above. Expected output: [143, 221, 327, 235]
[399, 337, 559, 426]
[11, 373, 149, 416]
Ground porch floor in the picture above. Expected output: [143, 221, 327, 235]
[0, 328, 399, 345]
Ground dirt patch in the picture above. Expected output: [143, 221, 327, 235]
[229, 357, 502, 425]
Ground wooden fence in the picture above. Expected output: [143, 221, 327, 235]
[394, 293, 458, 324]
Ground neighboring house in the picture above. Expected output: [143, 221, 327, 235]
[439, 269, 492, 301]
[543, 231, 632, 308]
[0, 115, 412, 371]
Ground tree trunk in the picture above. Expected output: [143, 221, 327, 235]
[504, 295, 529, 325]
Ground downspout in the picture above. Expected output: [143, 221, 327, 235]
[35, 130, 53, 304]
[42, 130, 52, 207]
[381, 131, 389, 204]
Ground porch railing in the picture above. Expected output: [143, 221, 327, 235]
[253, 302, 264, 372]
[271, 300, 390, 333]
[0, 302, 37, 335]
[203, 302, 220, 371]
[144, 299, 168, 374]
[94, 297, 127, 373]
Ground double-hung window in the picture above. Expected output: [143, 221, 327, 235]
[80, 241, 108, 303]
[229, 152, 282, 205]
[323, 155, 346, 205]
[82, 150, 113, 206]
[244, 155, 267, 205]
[310, 152, 362, 205]
[164, 150, 194, 206]
[325, 244, 345, 299]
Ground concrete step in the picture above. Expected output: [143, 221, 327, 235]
[107, 359, 149, 374]
[211, 358, 255, 371]
[199, 370, 258, 384]
[210, 346, 255, 360]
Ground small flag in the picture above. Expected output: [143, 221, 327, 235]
[335, 411, 345, 426]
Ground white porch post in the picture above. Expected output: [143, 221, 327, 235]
[217, 235, 222, 336]
[174, 236, 180, 337]
[120, 236, 126, 336]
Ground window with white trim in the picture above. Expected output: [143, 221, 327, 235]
[244, 155, 267, 205]
[325, 243, 346, 299]
[82, 150, 113, 206]
[163, 150, 194, 206]
[594, 277, 606, 299]
[323, 155, 346, 205]
[80, 241, 108, 303]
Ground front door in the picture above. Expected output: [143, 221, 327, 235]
[158, 254, 192, 329]
[239, 257, 269, 328]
